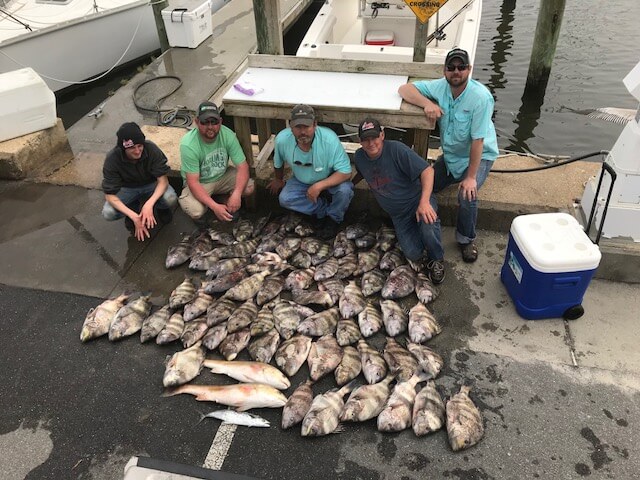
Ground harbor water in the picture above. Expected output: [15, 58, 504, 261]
[56, 0, 640, 157]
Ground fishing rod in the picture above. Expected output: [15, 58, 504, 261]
[425, 0, 476, 45]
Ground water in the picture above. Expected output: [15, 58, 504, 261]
[57, 0, 639, 157]
[473, 0, 640, 157]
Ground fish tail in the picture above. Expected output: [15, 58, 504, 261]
[161, 386, 181, 397]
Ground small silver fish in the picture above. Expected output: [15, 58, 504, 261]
[200, 410, 270, 428]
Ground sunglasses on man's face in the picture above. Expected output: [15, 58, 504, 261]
[446, 64, 469, 72]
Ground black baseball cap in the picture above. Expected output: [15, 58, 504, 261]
[358, 117, 383, 140]
[197, 101, 221, 123]
[290, 104, 315, 127]
[445, 48, 470, 66]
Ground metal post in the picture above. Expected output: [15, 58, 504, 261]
[151, 0, 170, 53]
[526, 0, 567, 90]
[252, 0, 284, 55]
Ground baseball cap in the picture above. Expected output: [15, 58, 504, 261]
[358, 117, 382, 140]
[290, 104, 315, 127]
[445, 48, 470, 66]
[116, 122, 145, 150]
[197, 101, 221, 123]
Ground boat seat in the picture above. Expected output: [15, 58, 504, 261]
[364, 30, 395, 46]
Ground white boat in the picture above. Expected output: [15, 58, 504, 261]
[0, 0, 161, 92]
[296, 0, 482, 67]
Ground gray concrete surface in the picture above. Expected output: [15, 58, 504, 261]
[0, 180, 639, 480]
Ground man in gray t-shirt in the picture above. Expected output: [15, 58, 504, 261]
[353, 118, 444, 284]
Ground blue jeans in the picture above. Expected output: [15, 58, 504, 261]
[102, 183, 178, 221]
[279, 177, 354, 223]
[394, 158, 492, 262]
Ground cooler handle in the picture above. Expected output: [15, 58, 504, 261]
[585, 160, 617, 245]
[553, 277, 581, 289]
[170, 8, 188, 23]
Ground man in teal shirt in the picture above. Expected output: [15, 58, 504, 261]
[267, 104, 353, 238]
[179, 101, 254, 223]
[398, 48, 498, 263]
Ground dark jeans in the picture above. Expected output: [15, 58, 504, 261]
[102, 183, 177, 221]
[393, 157, 493, 262]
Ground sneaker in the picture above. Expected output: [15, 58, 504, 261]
[155, 207, 173, 225]
[459, 242, 478, 263]
[426, 259, 445, 284]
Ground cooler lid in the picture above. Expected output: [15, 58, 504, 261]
[510, 213, 601, 273]
[162, 0, 210, 15]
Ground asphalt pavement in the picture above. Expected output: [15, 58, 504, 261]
[0, 180, 638, 480]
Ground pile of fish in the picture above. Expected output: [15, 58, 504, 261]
[80, 212, 484, 451]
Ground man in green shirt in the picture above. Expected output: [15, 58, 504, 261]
[178, 101, 254, 222]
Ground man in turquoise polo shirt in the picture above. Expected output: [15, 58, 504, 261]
[398, 48, 498, 263]
[267, 104, 353, 238]
[179, 101, 254, 223]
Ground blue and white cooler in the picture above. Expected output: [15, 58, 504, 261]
[500, 212, 602, 320]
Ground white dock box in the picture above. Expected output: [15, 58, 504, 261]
[0, 68, 56, 143]
[162, 0, 212, 49]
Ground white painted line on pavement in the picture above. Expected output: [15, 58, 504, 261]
[203, 423, 237, 470]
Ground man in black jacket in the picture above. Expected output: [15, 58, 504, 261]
[102, 122, 177, 241]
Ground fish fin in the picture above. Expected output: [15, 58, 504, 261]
[161, 387, 179, 397]
[333, 423, 347, 434]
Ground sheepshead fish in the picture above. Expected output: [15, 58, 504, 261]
[163, 341, 205, 387]
[109, 294, 152, 341]
[211, 238, 259, 260]
[275, 335, 312, 377]
[189, 251, 220, 271]
[202, 322, 228, 351]
[203, 359, 290, 390]
[355, 249, 380, 276]
[273, 300, 301, 340]
[380, 299, 409, 337]
[251, 305, 275, 336]
[383, 337, 418, 382]
[169, 277, 197, 309]
[206, 297, 237, 326]
[446, 386, 484, 451]
[357, 302, 383, 338]
[301, 381, 357, 436]
[294, 221, 315, 237]
[377, 372, 429, 432]
[336, 318, 361, 346]
[80, 293, 129, 342]
[336, 253, 357, 279]
[318, 278, 345, 304]
[256, 232, 284, 254]
[297, 307, 339, 336]
[314, 257, 339, 281]
[361, 268, 386, 297]
[310, 242, 332, 266]
[165, 233, 192, 269]
[412, 381, 445, 436]
[247, 328, 281, 364]
[291, 289, 334, 308]
[163, 383, 287, 411]
[276, 237, 302, 259]
[181, 320, 209, 348]
[227, 299, 258, 333]
[307, 334, 343, 381]
[345, 223, 368, 240]
[156, 312, 185, 345]
[201, 410, 270, 428]
[407, 342, 443, 379]
[183, 289, 213, 322]
[357, 339, 387, 384]
[334, 345, 362, 386]
[207, 229, 236, 246]
[285, 268, 315, 291]
[301, 237, 323, 255]
[332, 231, 355, 258]
[380, 248, 406, 271]
[340, 374, 395, 422]
[252, 214, 272, 238]
[191, 230, 214, 257]
[339, 281, 366, 318]
[140, 304, 172, 343]
[283, 212, 303, 232]
[205, 258, 249, 279]
[381, 265, 416, 299]
[233, 217, 255, 242]
[408, 302, 441, 344]
[256, 276, 284, 306]
[219, 328, 251, 361]
[355, 232, 376, 249]
[203, 270, 249, 295]
[289, 250, 312, 269]
[224, 270, 270, 301]
[375, 226, 396, 252]
[282, 380, 314, 429]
